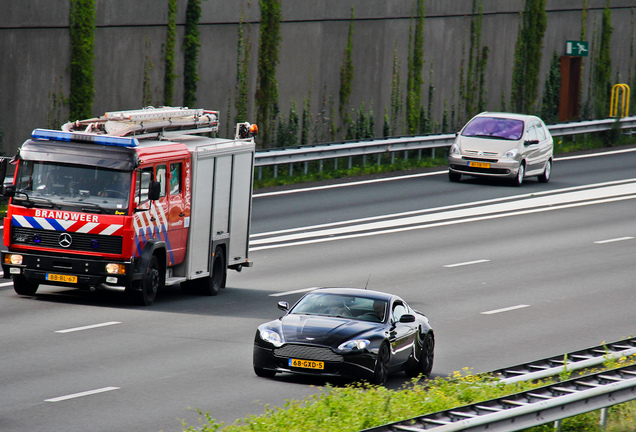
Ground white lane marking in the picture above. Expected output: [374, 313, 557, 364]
[594, 236, 634, 244]
[253, 148, 636, 197]
[444, 259, 490, 268]
[0, 281, 13, 287]
[250, 182, 636, 251]
[481, 304, 530, 315]
[55, 321, 122, 334]
[269, 287, 319, 297]
[45, 387, 120, 402]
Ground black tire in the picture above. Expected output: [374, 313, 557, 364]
[372, 343, 391, 385]
[419, 333, 435, 377]
[538, 159, 552, 183]
[132, 255, 161, 306]
[449, 170, 461, 182]
[254, 366, 277, 378]
[13, 275, 38, 296]
[201, 247, 226, 296]
[512, 162, 525, 187]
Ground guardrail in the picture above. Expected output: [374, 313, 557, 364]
[254, 116, 636, 177]
[363, 337, 636, 432]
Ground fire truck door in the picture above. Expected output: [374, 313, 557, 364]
[157, 162, 188, 266]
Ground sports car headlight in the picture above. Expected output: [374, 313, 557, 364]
[449, 143, 460, 155]
[259, 328, 283, 347]
[503, 148, 518, 159]
[338, 339, 370, 351]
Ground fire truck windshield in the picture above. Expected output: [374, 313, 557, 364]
[13, 160, 131, 214]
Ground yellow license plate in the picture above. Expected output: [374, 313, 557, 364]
[468, 161, 491, 169]
[46, 273, 78, 283]
[288, 358, 324, 370]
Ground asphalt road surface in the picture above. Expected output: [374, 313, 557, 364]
[0, 146, 634, 431]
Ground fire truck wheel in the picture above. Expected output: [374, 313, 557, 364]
[13, 275, 39, 296]
[203, 247, 226, 296]
[133, 255, 161, 306]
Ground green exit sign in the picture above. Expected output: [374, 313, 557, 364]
[566, 40, 588, 57]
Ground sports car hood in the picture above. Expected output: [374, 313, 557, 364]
[279, 314, 379, 346]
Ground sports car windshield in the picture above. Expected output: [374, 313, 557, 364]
[291, 292, 388, 323]
[462, 117, 524, 140]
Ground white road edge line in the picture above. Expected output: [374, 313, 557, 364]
[0, 281, 13, 287]
[444, 259, 490, 268]
[269, 287, 320, 297]
[45, 387, 120, 402]
[594, 236, 634, 244]
[481, 304, 530, 315]
[55, 321, 122, 334]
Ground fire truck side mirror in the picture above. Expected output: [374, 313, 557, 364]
[0, 158, 9, 196]
[148, 180, 161, 201]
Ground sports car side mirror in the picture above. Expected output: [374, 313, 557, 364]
[399, 314, 416, 323]
[277, 301, 289, 312]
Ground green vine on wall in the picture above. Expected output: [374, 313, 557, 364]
[69, 0, 95, 120]
[164, 0, 177, 106]
[540, 50, 561, 124]
[406, 0, 425, 134]
[143, 36, 154, 107]
[339, 7, 355, 126]
[511, 0, 547, 114]
[235, 7, 252, 124]
[256, 0, 282, 147]
[593, 2, 613, 118]
[464, 0, 489, 118]
[183, 0, 202, 108]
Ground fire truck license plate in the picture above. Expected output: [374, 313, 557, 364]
[46, 273, 78, 283]
[288, 358, 324, 369]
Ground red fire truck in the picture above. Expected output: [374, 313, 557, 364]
[0, 107, 257, 305]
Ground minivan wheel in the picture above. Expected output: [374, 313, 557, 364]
[513, 162, 525, 187]
[538, 159, 552, 183]
[449, 171, 461, 182]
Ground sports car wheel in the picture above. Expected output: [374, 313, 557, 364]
[419, 333, 435, 377]
[254, 366, 277, 378]
[372, 343, 391, 385]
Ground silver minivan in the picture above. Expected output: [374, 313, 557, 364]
[448, 112, 553, 186]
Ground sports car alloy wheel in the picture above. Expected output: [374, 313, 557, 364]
[420, 334, 435, 377]
[373, 343, 391, 385]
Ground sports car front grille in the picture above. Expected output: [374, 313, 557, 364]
[274, 344, 344, 362]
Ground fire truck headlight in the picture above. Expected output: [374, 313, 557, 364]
[106, 263, 126, 275]
[5, 254, 24, 265]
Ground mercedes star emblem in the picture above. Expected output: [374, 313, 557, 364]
[58, 233, 72, 248]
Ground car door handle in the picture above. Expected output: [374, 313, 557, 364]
[179, 213, 185, 217]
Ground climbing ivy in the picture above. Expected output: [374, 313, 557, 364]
[339, 7, 355, 125]
[142, 36, 154, 107]
[389, 43, 403, 136]
[540, 50, 561, 124]
[406, 0, 425, 134]
[183, 0, 202, 108]
[256, 0, 282, 147]
[235, 7, 251, 124]
[163, 0, 177, 106]
[593, 2, 613, 118]
[511, 0, 547, 113]
[69, 0, 95, 120]
[464, 0, 489, 118]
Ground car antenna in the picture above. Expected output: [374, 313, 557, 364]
[364, 274, 372, 290]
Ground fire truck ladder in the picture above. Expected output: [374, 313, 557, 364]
[62, 106, 219, 139]
[363, 364, 636, 432]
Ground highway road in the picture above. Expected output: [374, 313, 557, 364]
[0, 146, 634, 431]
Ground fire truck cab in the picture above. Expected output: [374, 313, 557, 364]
[0, 107, 256, 305]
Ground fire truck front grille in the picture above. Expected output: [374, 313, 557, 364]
[11, 227, 123, 255]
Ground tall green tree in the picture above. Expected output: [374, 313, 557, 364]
[255, 0, 282, 147]
[510, 0, 547, 113]
[406, 0, 425, 134]
[593, 2, 613, 118]
[183, 0, 202, 108]
[69, 0, 95, 120]
[164, 0, 177, 106]
[339, 7, 355, 124]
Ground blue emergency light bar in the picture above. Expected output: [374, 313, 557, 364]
[31, 129, 139, 148]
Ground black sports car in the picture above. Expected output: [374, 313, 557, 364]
[253, 287, 434, 384]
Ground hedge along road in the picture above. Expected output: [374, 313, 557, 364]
[0, 146, 633, 432]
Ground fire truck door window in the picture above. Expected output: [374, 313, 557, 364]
[156, 165, 167, 198]
[169, 163, 181, 195]
[136, 168, 154, 205]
